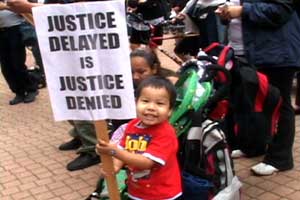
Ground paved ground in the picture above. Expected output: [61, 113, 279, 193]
[0, 40, 300, 200]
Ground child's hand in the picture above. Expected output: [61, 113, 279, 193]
[96, 139, 117, 156]
[175, 12, 186, 21]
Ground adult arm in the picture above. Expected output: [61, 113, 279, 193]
[242, 0, 294, 27]
[7, 0, 42, 13]
[216, 0, 294, 28]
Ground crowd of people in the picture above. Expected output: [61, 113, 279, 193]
[1, 0, 300, 199]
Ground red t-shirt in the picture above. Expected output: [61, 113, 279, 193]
[120, 118, 182, 200]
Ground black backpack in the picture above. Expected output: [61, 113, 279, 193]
[224, 58, 282, 157]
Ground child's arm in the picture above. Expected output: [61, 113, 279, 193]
[97, 139, 155, 170]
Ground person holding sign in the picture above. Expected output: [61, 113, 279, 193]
[97, 76, 182, 200]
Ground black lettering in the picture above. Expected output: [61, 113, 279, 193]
[86, 34, 97, 49]
[115, 75, 124, 89]
[66, 96, 76, 109]
[69, 36, 78, 51]
[96, 96, 102, 109]
[85, 96, 96, 109]
[97, 75, 104, 89]
[54, 15, 66, 31]
[102, 95, 110, 108]
[111, 95, 121, 108]
[66, 76, 76, 91]
[76, 14, 87, 30]
[49, 37, 60, 51]
[108, 33, 120, 49]
[77, 96, 85, 109]
[86, 76, 97, 90]
[94, 12, 106, 29]
[87, 13, 95, 29]
[78, 35, 90, 50]
[77, 76, 87, 91]
[80, 56, 94, 69]
[59, 76, 66, 91]
[85, 56, 94, 68]
[98, 33, 108, 49]
[104, 75, 114, 89]
[48, 16, 54, 32]
[106, 12, 116, 28]
[61, 36, 70, 51]
[65, 15, 77, 31]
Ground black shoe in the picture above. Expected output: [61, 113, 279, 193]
[24, 91, 39, 103]
[67, 153, 100, 171]
[9, 94, 25, 105]
[38, 76, 47, 89]
[59, 138, 82, 151]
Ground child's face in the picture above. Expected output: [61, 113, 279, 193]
[131, 56, 157, 86]
[136, 86, 172, 127]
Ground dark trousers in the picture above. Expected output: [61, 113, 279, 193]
[0, 25, 37, 95]
[296, 72, 300, 106]
[259, 67, 296, 170]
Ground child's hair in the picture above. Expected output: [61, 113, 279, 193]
[130, 47, 178, 79]
[130, 47, 162, 75]
[136, 76, 177, 108]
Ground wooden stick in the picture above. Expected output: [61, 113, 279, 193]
[94, 120, 120, 200]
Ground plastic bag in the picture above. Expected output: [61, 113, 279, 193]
[212, 176, 242, 200]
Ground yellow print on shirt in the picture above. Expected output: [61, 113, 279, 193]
[125, 134, 152, 153]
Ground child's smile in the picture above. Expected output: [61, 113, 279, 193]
[136, 86, 172, 126]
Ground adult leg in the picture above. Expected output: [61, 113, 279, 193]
[259, 67, 296, 170]
[59, 120, 82, 151]
[0, 26, 27, 96]
[66, 120, 100, 171]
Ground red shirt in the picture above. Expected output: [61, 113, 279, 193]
[120, 119, 182, 200]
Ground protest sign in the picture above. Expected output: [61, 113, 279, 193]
[33, 1, 135, 199]
[32, 0, 136, 121]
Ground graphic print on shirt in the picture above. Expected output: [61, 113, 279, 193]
[124, 133, 153, 181]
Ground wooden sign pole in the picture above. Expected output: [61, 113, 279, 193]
[94, 120, 120, 200]
[5, 1, 121, 198]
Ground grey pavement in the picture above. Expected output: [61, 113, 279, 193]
[0, 40, 300, 200]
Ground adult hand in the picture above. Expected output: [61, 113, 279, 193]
[0, 1, 9, 10]
[7, 0, 40, 13]
[215, 5, 243, 20]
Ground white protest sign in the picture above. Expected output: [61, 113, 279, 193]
[32, 0, 136, 121]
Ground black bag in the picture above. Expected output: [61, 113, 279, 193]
[224, 58, 282, 157]
[182, 119, 241, 199]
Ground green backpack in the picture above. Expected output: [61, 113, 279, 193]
[86, 169, 128, 200]
[169, 63, 213, 137]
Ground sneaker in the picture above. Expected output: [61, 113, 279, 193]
[9, 94, 24, 105]
[58, 138, 82, 151]
[66, 153, 100, 171]
[251, 162, 279, 176]
[24, 91, 39, 103]
[231, 149, 246, 159]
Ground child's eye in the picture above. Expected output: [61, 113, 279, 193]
[157, 102, 166, 106]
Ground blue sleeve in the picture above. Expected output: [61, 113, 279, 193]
[242, 0, 294, 28]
